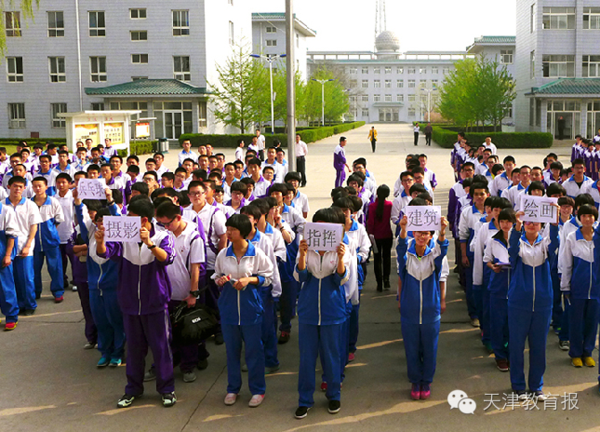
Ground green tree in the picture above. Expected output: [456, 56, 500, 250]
[272, 65, 306, 127]
[305, 65, 350, 124]
[0, 1, 39, 55]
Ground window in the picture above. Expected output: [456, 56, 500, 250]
[48, 57, 66, 82]
[8, 103, 25, 128]
[420, 67, 427, 74]
[408, 79, 416, 88]
[265, 26, 276, 33]
[198, 101, 207, 127]
[229, 21, 234, 45]
[432, 79, 438, 90]
[266, 39, 277, 47]
[51, 103, 67, 128]
[132, 76, 148, 81]
[397, 67, 404, 74]
[350, 79, 357, 87]
[419, 80, 426, 89]
[131, 31, 147, 41]
[373, 94, 381, 102]
[396, 79, 404, 88]
[542, 7, 575, 29]
[530, 50, 535, 78]
[384, 79, 391, 88]
[583, 55, 600, 77]
[91, 103, 104, 111]
[374, 80, 381, 88]
[110, 102, 148, 119]
[408, 67, 416, 74]
[6, 57, 23, 82]
[349, 95, 356, 102]
[361, 95, 368, 102]
[385, 94, 392, 102]
[130, 8, 146, 19]
[442, 67, 450, 74]
[350, 67, 357, 74]
[408, 107, 416, 116]
[362, 108, 369, 117]
[361, 79, 368, 88]
[396, 94, 404, 102]
[408, 95, 416, 102]
[361, 67, 368, 74]
[374, 67, 381, 74]
[501, 49, 513, 64]
[228, 0, 233, 4]
[131, 54, 148, 64]
[172, 10, 189, 36]
[530, 99, 535, 126]
[5, 11, 21, 37]
[47, 11, 64, 37]
[173, 56, 190, 81]
[584, 7, 600, 29]
[88, 11, 105, 36]
[531, 3, 536, 33]
[90, 56, 107, 82]
[385, 66, 392, 74]
[431, 67, 438, 74]
[542, 54, 575, 77]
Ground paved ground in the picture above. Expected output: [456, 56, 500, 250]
[1, 124, 596, 432]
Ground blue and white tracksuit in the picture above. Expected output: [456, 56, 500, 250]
[459, 205, 485, 320]
[507, 225, 559, 392]
[472, 218, 498, 345]
[346, 220, 370, 354]
[294, 248, 350, 407]
[397, 235, 448, 386]
[0, 203, 18, 322]
[33, 196, 65, 299]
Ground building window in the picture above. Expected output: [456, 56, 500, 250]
[173, 56, 190, 81]
[396, 79, 403, 88]
[501, 49, 513, 64]
[408, 107, 416, 116]
[349, 67, 357, 74]
[131, 54, 148, 64]
[374, 80, 381, 88]
[266, 39, 277, 47]
[384, 79, 391, 88]
[229, 21, 234, 45]
[530, 99, 535, 126]
[172, 10, 189, 36]
[228, 0, 233, 4]
[349, 95, 356, 102]
[90, 56, 107, 82]
[49, 57, 66, 82]
[349, 79, 357, 87]
[6, 57, 23, 82]
[373, 94, 381, 102]
[431, 67, 439, 74]
[530, 4, 536, 33]
[420, 67, 427, 74]
[5, 12, 21, 37]
[51, 103, 67, 128]
[130, 8, 146, 19]
[265, 25, 276, 33]
[8, 103, 25, 128]
[384, 94, 392, 102]
[584, 7, 600, 29]
[373, 67, 381, 74]
[542, 54, 575, 77]
[408, 95, 416, 102]
[384, 66, 392, 74]
[47, 11, 64, 37]
[442, 67, 450, 74]
[408, 79, 416, 88]
[130, 31, 147, 41]
[361, 95, 368, 102]
[542, 7, 575, 29]
[131, 76, 148, 81]
[397, 67, 404, 74]
[432, 79, 438, 90]
[408, 67, 415, 74]
[419, 80, 427, 89]
[88, 11, 105, 37]
[198, 101, 207, 127]
[530, 50, 535, 78]
[583, 55, 600, 77]
[361, 79, 368, 88]
[362, 108, 369, 117]
[396, 94, 404, 102]
[360, 67, 368, 74]
[90, 103, 104, 111]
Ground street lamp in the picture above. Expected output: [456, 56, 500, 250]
[311, 78, 335, 126]
[250, 53, 286, 134]
[422, 87, 435, 122]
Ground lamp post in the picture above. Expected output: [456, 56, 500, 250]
[422, 87, 434, 122]
[250, 53, 286, 135]
[311, 78, 334, 126]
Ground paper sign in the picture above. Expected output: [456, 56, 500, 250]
[104, 216, 141, 243]
[519, 195, 558, 223]
[405, 205, 442, 232]
[77, 178, 106, 199]
[304, 222, 344, 252]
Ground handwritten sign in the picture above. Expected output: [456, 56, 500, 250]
[519, 195, 558, 223]
[77, 178, 106, 199]
[104, 216, 141, 243]
[405, 205, 442, 232]
[304, 222, 343, 252]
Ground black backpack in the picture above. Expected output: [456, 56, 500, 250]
[170, 302, 218, 345]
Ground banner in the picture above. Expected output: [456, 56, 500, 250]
[74, 123, 100, 145]
[135, 122, 150, 138]
[104, 122, 125, 144]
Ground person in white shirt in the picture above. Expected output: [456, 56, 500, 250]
[153, 153, 169, 177]
[178, 140, 198, 167]
[262, 147, 283, 183]
[247, 158, 270, 198]
[483, 136, 497, 155]
[285, 172, 309, 218]
[234, 139, 245, 162]
[275, 148, 289, 181]
[413, 123, 420, 146]
[295, 134, 308, 187]
[563, 158, 594, 198]
[55, 173, 75, 290]
[255, 129, 266, 161]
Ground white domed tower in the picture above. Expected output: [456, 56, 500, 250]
[375, 30, 400, 59]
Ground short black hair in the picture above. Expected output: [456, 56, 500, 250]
[143, 171, 158, 182]
[231, 181, 248, 195]
[127, 165, 140, 175]
[32, 176, 48, 185]
[226, 214, 253, 238]
[313, 207, 345, 224]
[132, 182, 149, 196]
[577, 204, 598, 221]
[527, 181, 546, 195]
[497, 208, 516, 224]
[240, 204, 262, 221]
[546, 182, 566, 197]
[127, 195, 155, 219]
[284, 172, 302, 183]
[155, 201, 182, 219]
[56, 173, 72, 183]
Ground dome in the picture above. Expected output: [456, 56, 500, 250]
[375, 30, 400, 52]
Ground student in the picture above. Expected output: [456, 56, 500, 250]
[234, 139, 245, 162]
[36, 155, 59, 196]
[213, 214, 274, 408]
[55, 173, 75, 290]
[333, 137, 350, 188]
[508, 207, 559, 400]
[178, 139, 198, 166]
[563, 159, 593, 198]
[503, 165, 532, 208]
[294, 208, 350, 419]
[367, 185, 393, 291]
[246, 158, 270, 198]
[397, 213, 449, 400]
[0, 197, 18, 330]
[560, 204, 599, 368]
[96, 195, 177, 408]
[285, 172, 309, 219]
[276, 148, 289, 180]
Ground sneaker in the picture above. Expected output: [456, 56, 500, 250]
[4, 322, 17, 331]
[470, 318, 480, 328]
[83, 342, 97, 350]
[214, 333, 224, 345]
[516, 391, 529, 401]
[97, 356, 110, 368]
[241, 363, 248, 372]
[348, 353, 355, 362]
[162, 392, 177, 407]
[410, 383, 421, 400]
[320, 382, 328, 392]
[249, 394, 265, 408]
[22, 309, 35, 316]
[384, 280, 391, 289]
[265, 364, 280, 374]
[328, 400, 341, 414]
[54, 296, 64, 303]
[224, 393, 237, 406]
[144, 368, 156, 381]
[533, 391, 548, 401]
[376, 285, 383, 292]
[72, 285, 78, 292]
[278, 331, 291, 344]
[484, 342, 494, 354]
[197, 358, 209, 370]
[109, 358, 122, 368]
[496, 358, 510, 372]
[295, 406, 310, 419]
[559, 340, 570, 351]
[117, 394, 136, 409]
[583, 356, 596, 367]
[420, 384, 431, 400]
[554, 326, 561, 335]
[571, 357, 583, 368]
[183, 371, 197, 383]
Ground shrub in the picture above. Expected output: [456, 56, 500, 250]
[432, 126, 553, 149]
[117, 140, 155, 157]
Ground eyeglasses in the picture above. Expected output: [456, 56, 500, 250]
[157, 216, 177, 228]
[188, 191, 205, 197]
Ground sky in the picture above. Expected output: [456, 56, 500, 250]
[251, 0, 517, 52]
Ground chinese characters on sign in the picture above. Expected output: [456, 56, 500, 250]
[519, 195, 558, 223]
[405, 206, 442, 232]
[103, 122, 125, 144]
[304, 223, 343, 252]
[77, 179, 106, 199]
[104, 216, 141, 243]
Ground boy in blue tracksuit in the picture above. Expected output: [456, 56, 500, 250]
[508, 207, 559, 400]
[560, 204, 599, 368]
[294, 207, 350, 419]
[0, 201, 18, 330]
[397, 213, 448, 401]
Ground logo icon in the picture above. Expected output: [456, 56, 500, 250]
[448, 389, 476, 414]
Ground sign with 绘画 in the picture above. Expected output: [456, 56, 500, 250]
[104, 216, 141, 243]
[77, 178, 106, 199]
[519, 195, 558, 223]
[304, 222, 344, 252]
[405, 206, 442, 232]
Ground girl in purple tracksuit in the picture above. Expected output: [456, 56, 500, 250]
[333, 137, 350, 188]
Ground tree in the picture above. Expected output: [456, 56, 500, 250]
[0, 1, 39, 56]
[305, 65, 350, 124]
[272, 65, 306, 128]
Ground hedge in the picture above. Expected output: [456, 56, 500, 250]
[416, 123, 497, 133]
[178, 121, 366, 148]
[0, 139, 154, 157]
[117, 140, 156, 157]
[431, 126, 554, 149]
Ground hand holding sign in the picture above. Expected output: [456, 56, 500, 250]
[78, 178, 106, 200]
[304, 222, 343, 252]
[405, 206, 442, 232]
[519, 195, 558, 223]
[104, 216, 141, 243]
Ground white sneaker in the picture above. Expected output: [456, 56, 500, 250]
[224, 393, 237, 406]
[248, 394, 265, 408]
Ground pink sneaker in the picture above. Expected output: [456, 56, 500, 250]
[348, 353, 355, 362]
[320, 382, 327, 392]
[410, 384, 420, 400]
[420, 384, 431, 400]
